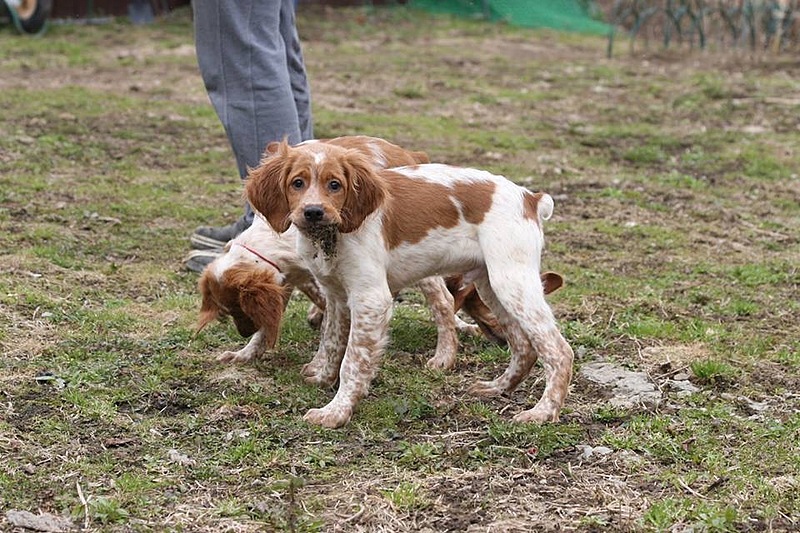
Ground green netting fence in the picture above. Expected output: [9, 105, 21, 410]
[408, 0, 612, 35]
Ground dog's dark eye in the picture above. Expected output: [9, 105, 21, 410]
[291, 178, 305, 190]
[328, 180, 342, 192]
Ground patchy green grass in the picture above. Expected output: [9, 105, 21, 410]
[1, 4, 798, 532]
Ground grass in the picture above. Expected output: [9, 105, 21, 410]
[1, 4, 799, 532]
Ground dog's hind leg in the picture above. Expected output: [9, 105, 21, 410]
[469, 224, 574, 422]
[496, 271, 573, 423]
[467, 272, 538, 397]
[505, 276, 573, 423]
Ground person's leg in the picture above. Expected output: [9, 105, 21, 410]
[280, 0, 313, 141]
[190, 0, 310, 255]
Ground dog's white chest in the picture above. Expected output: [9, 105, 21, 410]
[297, 234, 339, 280]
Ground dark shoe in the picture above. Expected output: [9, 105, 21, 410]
[183, 249, 223, 273]
[190, 216, 251, 250]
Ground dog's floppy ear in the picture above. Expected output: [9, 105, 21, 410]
[197, 270, 223, 333]
[264, 141, 281, 156]
[541, 271, 564, 295]
[233, 269, 290, 349]
[339, 150, 387, 233]
[246, 141, 292, 233]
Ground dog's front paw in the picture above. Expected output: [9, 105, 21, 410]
[303, 404, 352, 429]
[426, 353, 455, 371]
[512, 407, 558, 424]
[455, 322, 481, 337]
[217, 350, 254, 364]
[467, 380, 505, 397]
[512, 399, 559, 424]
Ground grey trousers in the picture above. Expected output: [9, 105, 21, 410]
[193, 0, 313, 222]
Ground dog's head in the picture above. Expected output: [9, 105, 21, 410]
[246, 141, 387, 235]
[197, 264, 292, 349]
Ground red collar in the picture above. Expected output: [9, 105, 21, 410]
[233, 242, 282, 273]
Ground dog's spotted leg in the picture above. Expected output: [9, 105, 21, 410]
[417, 276, 458, 371]
[468, 320, 536, 397]
[217, 330, 267, 364]
[297, 278, 326, 329]
[302, 294, 349, 387]
[466, 267, 574, 423]
[512, 329, 573, 423]
[466, 274, 536, 397]
[304, 290, 393, 428]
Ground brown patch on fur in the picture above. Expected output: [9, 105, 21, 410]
[197, 264, 290, 349]
[463, 291, 507, 344]
[382, 172, 460, 248]
[523, 191, 545, 225]
[445, 275, 470, 312]
[198, 270, 258, 336]
[444, 276, 505, 344]
[451, 180, 496, 225]
[325, 136, 430, 166]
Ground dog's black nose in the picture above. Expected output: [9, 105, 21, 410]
[304, 205, 325, 223]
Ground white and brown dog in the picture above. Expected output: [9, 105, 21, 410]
[245, 141, 574, 428]
[197, 136, 536, 369]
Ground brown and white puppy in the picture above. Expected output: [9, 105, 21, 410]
[197, 135, 510, 368]
[197, 216, 506, 367]
[197, 215, 322, 363]
[246, 141, 575, 428]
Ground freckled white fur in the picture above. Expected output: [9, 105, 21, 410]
[296, 162, 574, 429]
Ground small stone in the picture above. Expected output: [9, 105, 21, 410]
[617, 450, 643, 464]
[577, 445, 614, 460]
[666, 379, 700, 394]
[5, 510, 74, 532]
[673, 372, 691, 381]
[580, 362, 661, 409]
[743, 399, 769, 413]
[592, 446, 613, 456]
[167, 449, 195, 466]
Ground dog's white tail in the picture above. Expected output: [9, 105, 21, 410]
[538, 193, 554, 222]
